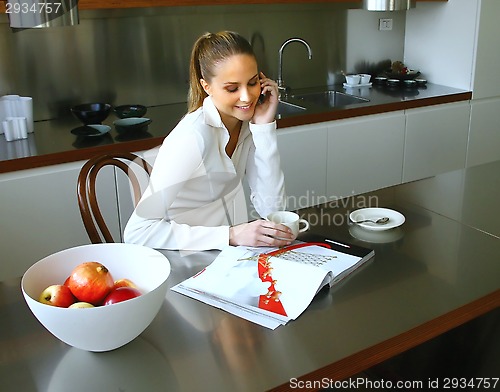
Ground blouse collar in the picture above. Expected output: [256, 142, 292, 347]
[202, 96, 251, 140]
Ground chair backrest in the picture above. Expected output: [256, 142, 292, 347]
[77, 152, 153, 244]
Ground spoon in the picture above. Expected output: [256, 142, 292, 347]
[352, 217, 390, 225]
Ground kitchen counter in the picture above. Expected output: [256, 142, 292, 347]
[1, 159, 498, 391]
[0, 83, 471, 174]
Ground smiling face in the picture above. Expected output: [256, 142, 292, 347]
[200, 54, 261, 131]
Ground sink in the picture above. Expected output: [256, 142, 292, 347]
[276, 100, 307, 118]
[291, 90, 369, 108]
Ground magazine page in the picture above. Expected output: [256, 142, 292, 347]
[297, 235, 375, 286]
[172, 245, 330, 328]
[171, 240, 374, 329]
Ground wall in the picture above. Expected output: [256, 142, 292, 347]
[0, 3, 406, 122]
[404, 0, 480, 91]
[346, 9, 406, 76]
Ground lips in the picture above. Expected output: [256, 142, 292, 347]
[235, 103, 253, 111]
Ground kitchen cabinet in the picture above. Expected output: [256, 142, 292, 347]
[0, 161, 118, 280]
[403, 101, 470, 183]
[406, 0, 499, 168]
[466, 0, 500, 168]
[277, 123, 328, 211]
[0, 98, 467, 279]
[467, 97, 500, 168]
[327, 112, 405, 199]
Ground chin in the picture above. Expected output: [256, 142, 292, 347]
[236, 113, 255, 123]
[233, 106, 256, 122]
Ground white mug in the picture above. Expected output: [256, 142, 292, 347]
[267, 211, 310, 238]
[359, 73, 372, 84]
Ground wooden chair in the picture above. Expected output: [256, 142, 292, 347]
[77, 152, 153, 243]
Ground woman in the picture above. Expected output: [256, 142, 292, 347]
[124, 31, 293, 250]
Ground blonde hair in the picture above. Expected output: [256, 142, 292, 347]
[187, 31, 256, 113]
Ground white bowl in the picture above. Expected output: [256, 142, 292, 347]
[345, 74, 361, 85]
[21, 243, 171, 352]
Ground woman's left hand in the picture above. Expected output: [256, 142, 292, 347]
[252, 72, 279, 124]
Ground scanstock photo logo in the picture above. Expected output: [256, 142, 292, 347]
[5, 0, 79, 29]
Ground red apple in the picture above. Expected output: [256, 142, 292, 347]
[103, 287, 142, 305]
[38, 284, 76, 307]
[67, 261, 114, 305]
[113, 278, 138, 290]
[68, 302, 95, 309]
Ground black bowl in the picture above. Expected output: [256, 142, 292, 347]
[70, 103, 112, 125]
[384, 69, 421, 81]
[114, 104, 147, 119]
[113, 117, 152, 133]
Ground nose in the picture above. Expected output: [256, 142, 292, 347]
[239, 87, 252, 103]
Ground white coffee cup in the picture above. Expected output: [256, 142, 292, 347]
[359, 73, 372, 84]
[267, 211, 310, 238]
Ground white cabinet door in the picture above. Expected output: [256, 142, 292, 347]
[467, 97, 500, 168]
[327, 111, 405, 199]
[277, 123, 328, 210]
[0, 161, 118, 280]
[404, 102, 470, 182]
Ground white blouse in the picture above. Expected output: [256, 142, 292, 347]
[123, 97, 286, 251]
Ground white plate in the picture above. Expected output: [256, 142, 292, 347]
[343, 82, 372, 88]
[349, 208, 405, 231]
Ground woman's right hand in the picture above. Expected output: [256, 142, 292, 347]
[252, 72, 279, 125]
[229, 219, 294, 247]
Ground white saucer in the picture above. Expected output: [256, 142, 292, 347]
[349, 208, 405, 231]
[349, 225, 404, 243]
[343, 82, 372, 88]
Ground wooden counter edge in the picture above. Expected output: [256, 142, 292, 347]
[268, 288, 499, 392]
[0, 137, 163, 174]
[0, 91, 471, 174]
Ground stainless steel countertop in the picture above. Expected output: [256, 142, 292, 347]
[1, 160, 498, 391]
[0, 83, 470, 174]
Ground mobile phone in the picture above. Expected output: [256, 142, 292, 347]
[258, 93, 266, 104]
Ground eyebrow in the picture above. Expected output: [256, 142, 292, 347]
[223, 74, 259, 85]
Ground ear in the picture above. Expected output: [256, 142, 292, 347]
[200, 79, 211, 95]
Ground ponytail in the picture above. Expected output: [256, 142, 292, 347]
[187, 31, 255, 113]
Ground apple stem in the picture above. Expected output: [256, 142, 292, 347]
[97, 265, 109, 274]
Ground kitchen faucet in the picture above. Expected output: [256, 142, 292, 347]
[277, 38, 313, 98]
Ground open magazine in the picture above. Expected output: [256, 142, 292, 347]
[171, 235, 374, 329]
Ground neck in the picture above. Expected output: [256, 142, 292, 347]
[228, 120, 242, 135]
[220, 112, 241, 135]
[224, 120, 242, 158]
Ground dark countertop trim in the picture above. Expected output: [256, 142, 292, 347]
[0, 85, 472, 174]
[276, 90, 472, 128]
